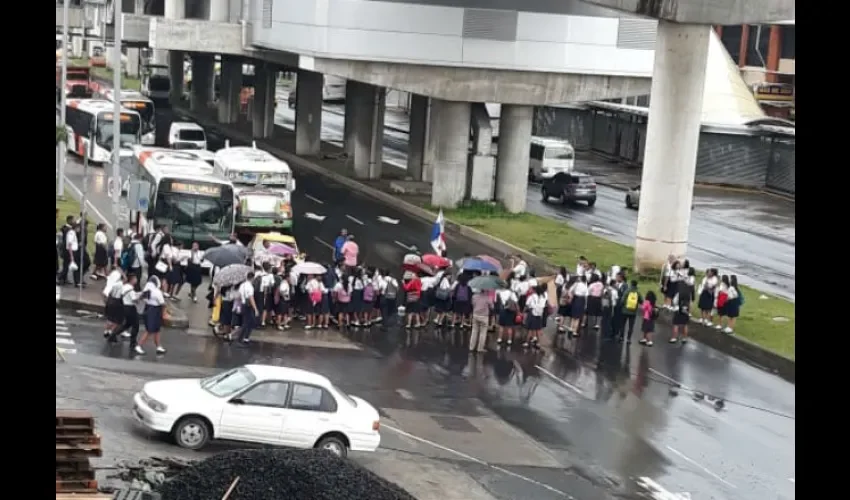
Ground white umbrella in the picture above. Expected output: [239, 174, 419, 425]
[292, 262, 327, 275]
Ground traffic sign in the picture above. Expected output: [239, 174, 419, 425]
[137, 197, 149, 212]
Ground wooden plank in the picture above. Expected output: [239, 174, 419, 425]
[56, 434, 102, 446]
[55, 495, 112, 500]
[56, 478, 98, 493]
[56, 409, 94, 419]
[56, 449, 103, 459]
[57, 442, 102, 452]
[56, 470, 96, 482]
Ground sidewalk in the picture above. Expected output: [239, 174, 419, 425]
[173, 104, 794, 383]
[56, 282, 190, 329]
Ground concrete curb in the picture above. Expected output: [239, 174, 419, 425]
[174, 106, 795, 382]
[58, 298, 190, 330]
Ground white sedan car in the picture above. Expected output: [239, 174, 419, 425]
[132, 364, 381, 457]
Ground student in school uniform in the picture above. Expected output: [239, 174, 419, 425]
[102, 270, 125, 337]
[697, 268, 719, 327]
[380, 271, 399, 327]
[669, 281, 693, 344]
[110, 228, 124, 271]
[496, 286, 520, 347]
[715, 275, 741, 335]
[234, 272, 259, 344]
[136, 276, 167, 355]
[275, 272, 293, 330]
[568, 275, 589, 336]
[585, 275, 605, 330]
[662, 259, 681, 310]
[108, 274, 143, 348]
[166, 240, 185, 299]
[333, 273, 354, 329]
[349, 270, 366, 326]
[92, 223, 110, 280]
[432, 272, 453, 327]
[184, 242, 204, 303]
[304, 274, 322, 330]
[524, 285, 547, 349]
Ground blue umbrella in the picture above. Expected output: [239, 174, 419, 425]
[461, 258, 500, 273]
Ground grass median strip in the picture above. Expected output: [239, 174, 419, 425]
[433, 202, 795, 360]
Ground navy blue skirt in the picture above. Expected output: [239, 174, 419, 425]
[571, 296, 587, 317]
[276, 297, 290, 315]
[351, 290, 364, 313]
[220, 300, 234, 326]
[434, 298, 452, 313]
[145, 305, 163, 333]
[526, 314, 544, 330]
[453, 300, 472, 315]
[557, 303, 572, 317]
[498, 309, 517, 327]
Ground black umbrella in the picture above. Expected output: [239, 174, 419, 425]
[204, 244, 249, 268]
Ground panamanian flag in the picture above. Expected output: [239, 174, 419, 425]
[430, 210, 446, 254]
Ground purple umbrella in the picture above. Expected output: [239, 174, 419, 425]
[268, 242, 297, 256]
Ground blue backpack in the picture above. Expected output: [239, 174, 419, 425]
[120, 245, 135, 270]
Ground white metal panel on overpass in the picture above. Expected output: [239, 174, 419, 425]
[248, 0, 656, 77]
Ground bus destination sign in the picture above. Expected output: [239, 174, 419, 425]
[101, 113, 133, 122]
[124, 101, 148, 109]
[169, 181, 222, 197]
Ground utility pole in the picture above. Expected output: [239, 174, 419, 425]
[112, 0, 123, 229]
[58, 0, 70, 197]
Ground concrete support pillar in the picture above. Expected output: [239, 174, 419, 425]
[350, 82, 386, 179]
[218, 57, 242, 124]
[766, 25, 782, 83]
[71, 36, 84, 59]
[168, 51, 185, 105]
[294, 70, 323, 156]
[190, 54, 214, 113]
[251, 64, 276, 139]
[469, 103, 495, 201]
[165, 0, 186, 104]
[635, 22, 710, 272]
[738, 24, 749, 67]
[429, 99, 471, 209]
[126, 48, 140, 78]
[495, 105, 533, 213]
[407, 94, 429, 181]
[343, 80, 357, 156]
[209, 0, 229, 21]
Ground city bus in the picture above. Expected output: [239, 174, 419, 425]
[101, 89, 156, 145]
[134, 147, 235, 248]
[214, 142, 296, 234]
[59, 99, 142, 164]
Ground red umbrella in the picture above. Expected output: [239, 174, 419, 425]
[423, 253, 451, 269]
[403, 262, 435, 276]
[476, 255, 503, 271]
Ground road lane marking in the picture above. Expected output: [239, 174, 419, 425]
[57, 347, 77, 355]
[305, 194, 324, 204]
[304, 212, 326, 222]
[377, 216, 399, 225]
[665, 446, 736, 489]
[56, 331, 72, 337]
[313, 237, 335, 252]
[62, 175, 113, 230]
[56, 338, 76, 346]
[345, 214, 365, 226]
[56, 320, 66, 325]
[535, 365, 590, 398]
[395, 389, 415, 400]
[382, 423, 573, 498]
[394, 241, 415, 251]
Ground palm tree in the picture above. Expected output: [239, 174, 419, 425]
[56, 124, 68, 146]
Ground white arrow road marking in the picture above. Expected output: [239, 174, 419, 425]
[636, 477, 690, 500]
[304, 212, 326, 222]
[378, 216, 400, 225]
[346, 215, 365, 226]
[56, 330, 72, 337]
[395, 241, 415, 251]
[305, 194, 324, 204]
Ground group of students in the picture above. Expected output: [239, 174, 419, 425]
[100, 269, 169, 356]
[661, 256, 743, 335]
[211, 257, 403, 345]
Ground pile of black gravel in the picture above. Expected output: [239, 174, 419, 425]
[157, 449, 417, 500]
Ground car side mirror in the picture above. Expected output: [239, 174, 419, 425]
[229, 398, 245, 405]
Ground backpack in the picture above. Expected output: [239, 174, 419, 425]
[716, 291, 729, 308]
[336, 286, 351, 303]
[738, 289, 745, 306]
[120, 244, 136, 271]
[362, 283, 375, 302]
[601, 288, 612, 309]
[651, 306, 660, 320]
[625, 290, 639, 312]
[435, 279, 451, 301]
[455, 284, 470, 302]
[384, 280, 398, 300]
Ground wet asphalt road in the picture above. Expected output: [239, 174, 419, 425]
[274, 90, 796, 300]
[58, 105, 794, 499]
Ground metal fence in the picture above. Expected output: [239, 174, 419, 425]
[533, 106, 796, 196]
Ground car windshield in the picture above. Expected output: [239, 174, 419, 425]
[330, 382, 358, 407]
[200, 367, 257, 397]
[544, 147, 574, 160]
[179, 129, 206, 141]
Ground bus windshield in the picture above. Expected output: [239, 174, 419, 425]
[95, 113, 141, 149]
[124, 101, 154, 129]
[153, 181, 234, 245]
[232, 171, 289, 187]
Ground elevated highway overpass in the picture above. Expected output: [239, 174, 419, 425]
[57, 0, 794, 272]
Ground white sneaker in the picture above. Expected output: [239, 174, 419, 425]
[121, 331, 131, 338]
[156, 346, 167, 354]
[714, 324, 723, 330]
[723, 327, 733, 334]
[134, 346, 145, 355]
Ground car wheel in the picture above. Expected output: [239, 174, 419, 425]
[172, 417, 210, 450]
[625, 195, 632, 209]
[587, 198, 597, 207]
[541, 186, 549, 202]
[316, 435, 348, 458]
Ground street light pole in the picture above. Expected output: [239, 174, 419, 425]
[58, 0, 70, 197]
[112, 0, 123, 229]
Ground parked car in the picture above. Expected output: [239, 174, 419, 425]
[625, 185, 694, 210]
[132, 364, 381, 457]
[541, 172, 597, 207]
